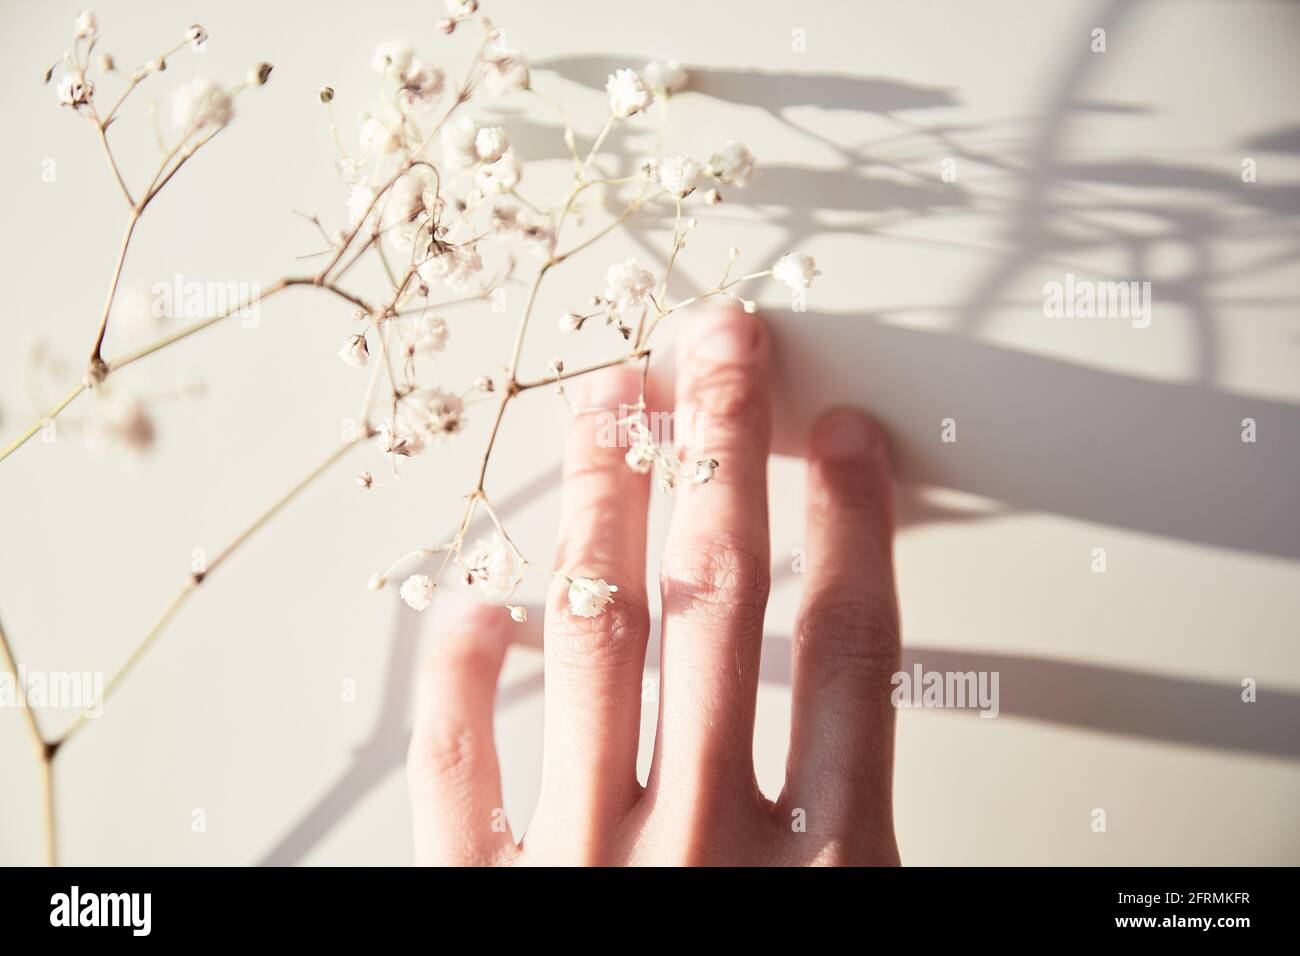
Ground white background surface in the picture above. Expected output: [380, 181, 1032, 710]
[1, 0, 1298, 864]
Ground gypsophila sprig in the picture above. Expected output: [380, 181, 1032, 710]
[4, 2, 827, 864]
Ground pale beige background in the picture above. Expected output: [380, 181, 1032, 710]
[1, 0, 1298, 865]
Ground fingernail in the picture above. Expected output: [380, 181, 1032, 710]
[816, 410, 881, 460]
[694, 317, 759, 362]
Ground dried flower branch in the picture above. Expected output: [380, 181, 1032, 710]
[2, 3, 822, 864]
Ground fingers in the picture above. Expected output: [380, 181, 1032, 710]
[653, 304, 772, 795]
[783, 409, 901, 861]
[532, 365, 653, 846]
[407, 597, 517, 866]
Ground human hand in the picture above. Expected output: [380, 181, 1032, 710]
[407, 305, 901, 866]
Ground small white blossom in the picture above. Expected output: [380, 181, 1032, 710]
[411, 314, 449, 355]
[408, 386, 466, 440]
[508, 605, 527, 623]
[475, 126, 509, 163]
[446, 0, 477, 15]
[381, 167, 435, 250]
[359, 107, 405, 156]
[56, 71, 94, 109]
[559, 312, 583, 332]
[773, 252, 820, 291]
[606, 68, 652, 118]
[400, 574, 436, 611]
[371, 41, 414, 79]
[658, 155, 702, 198]
[418, 243, 483, 293]
[88, 391, 155, 457]
[603, 258, 655, 314]
[475, 149, 522, 194]
[171, 78, 233, 132]
[568, 577, 618, 618]
[709, 140, 756, 188]
[186, 24, 208, 51]
[367, 573, 385, 590]
[338, 332, 369, 368]
[377, 418, 424, 458]
[483, 48, 529, 97]
[441, 115, 480, 171]
[356, 471, 374, 489]
[461, 533, 523, 600]
[643, 60, 688, 95]
[399, 58, 445, 109]
[625, 442, 656, 474]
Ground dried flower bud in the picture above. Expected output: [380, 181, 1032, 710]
[508, 605, 527, 623]
[438, 18, 456, 35]
[83, 356, 108, 387]
[690, 458, 720, 485]
[474, 375, 495, 392]
[356, 471, 374, 489]
[186, 24, 208, 50]
[741, 299, 757, 314]
[317, 85, 335, 103]
[338, 333, 370, 368]
[149, 57, 167, 73]
[728, 246, 740, 259]
[74, 10, 97, 40]
[703, 188, 722, 205]
[559, 312, 583, 332]
[548, 357, 564, 376]
[367, 573, 385, 590]
[97, 53, 115, 73]
[249, 62, 273, 86]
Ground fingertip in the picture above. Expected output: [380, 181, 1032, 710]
[567, 362, 643, 409]
[679, 302, 768, 366]
[811, 407, 891, 466]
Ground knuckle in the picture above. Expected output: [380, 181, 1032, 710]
[663, 537, 771, 624]
[683, 367, 768, 439]
[546, 589, 649, 670]
[407, 718, 485, 793]
[795, 596, 900, 676]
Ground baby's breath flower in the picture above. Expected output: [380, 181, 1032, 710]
[567, 577, 618, 618]
[440, 115, 480, 171]
[603, 258, 655, 315]
[317, 85, 335, 103]
[412, 313, 449, 355]
[606, 68, 652, 117]
[773, 252, 820, 291]
[377, 418, 424, 458]
[399, 58, 445, 109]
[708, 140, 756, 187]
[359, 107, 404, 156]
[483, 48, 529, 97]
[703, 187, 722, 205]
[171, 78, 233, 132]
[56, 71, 94, 109]
[400, 574, 436, 611]
[367, 573, 385, 590]
[508, 605, 528, 623]
[338, 332, 369, 368]
[658, 155, 702, 198]
[475, 126, 509, 163]
[88, 391, 155, 457]
[639, 158, 659, 182]
[186, 24, 208, 51]
[690, 458, 719, 484]
[371, 41, 414, 79]
[559, 312, 583, 332]
[356, 471, 374, 489]
[462, 533, 523, 600]
[445, 0, 477, 15]
[408, 386, 466, 440]
[625, 441, 656, 474]
[418, 243, 483, 293]
[475, 149, 522, 194]
[643, 60, 688, 95]
[474, 375, 494, 392]
[248, 62, 273, 86]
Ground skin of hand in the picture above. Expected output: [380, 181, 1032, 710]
[406, 304, 902, 866]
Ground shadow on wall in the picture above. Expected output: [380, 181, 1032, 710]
[260, 0, 1300, 862]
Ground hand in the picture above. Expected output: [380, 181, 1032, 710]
[406, 305, 902, 866]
